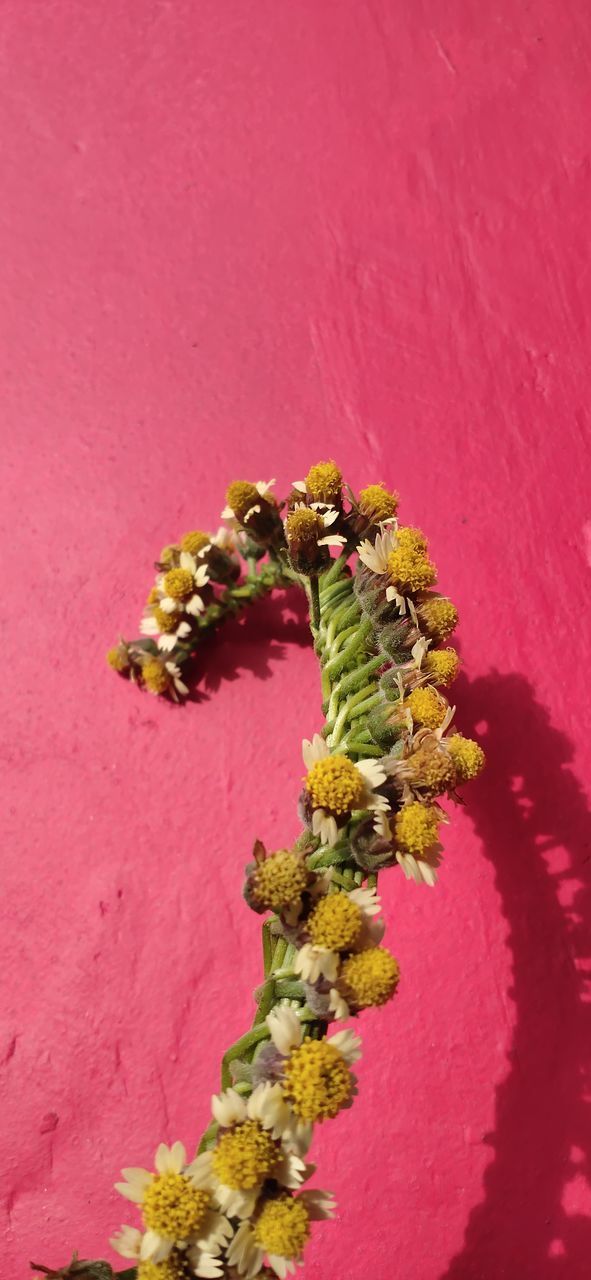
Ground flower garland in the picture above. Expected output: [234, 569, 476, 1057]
[37, 464, 485, 1280]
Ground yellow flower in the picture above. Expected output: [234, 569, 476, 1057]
[339, 946, 400, 1009]
[423, 647, 460, 687]
[417, 595, 459, 642]
[106, 644, 129, 673]
[358, 483, 399, 523]
[406, 685, 448, 728]
[250, 849, 308, 913]
[293, 460, 342, 505]
[180, 530, 211, 557]
[253, 1196, 311, 1258]
[394, 801, 440, 855]
[447, 734, 486, 780]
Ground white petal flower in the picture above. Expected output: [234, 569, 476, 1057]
[301, 733, 329, 769]
[226, 1220, 264, 1279]
[329, 1028, 362, 1065]
[294, 942, 339, 984]
[356, 758, 387, 789]
[357, 525, 397, 574]
[154, 1140, 186, 1175]
[267, 1006, 302, 1055]
[246, 1082, 293, 1138]
[329, 987, 350, 1020]
[292, 479, 307, 493]
[348, 884, 381, 916]
[396, 851, 438, 886]
[311, 808, 339, 847]
[211, 1088, 247, 1128]
[114, 1166, 154, 1204]
[302, 1187, 337, 1220]
[140, 1230, 172, 1263]
[256, 478, 276, 496]
[109, 1225, 142, 1259]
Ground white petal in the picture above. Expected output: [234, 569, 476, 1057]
[356, 758, 387, 789]
[348, 885, 381, 917]
[302, 733, 328, 768]
[194, 1255, 225, 1279]
[194, 564, 210, 587]
[320, 507, 339, 526]
[329, 987, 350, 1020]
[247, 1082, 293, 1139]
[109, 1225, 143, 1259]
[186, 594, 205, 616]
[140, 1230, 172, 1262]
[140, 617, 159, 636]
[420, 861, 438, 887]
[302, 1188, 337, 1220]
[267, 1257, 292, 1279]
[177, 621, 191, 638]
[292, 480, 306, 492]
[187, 1150, 213, 1188]
[159, 596, 177, 613]
[211, 1088, 247, 1128]
[215, 1183, 259, 1219]
[318, 534, 347, 547]
[330, 1028, 362, 1065]
[267, 1006, 302, 1055]
[179, 551, 197, 573]
[243, 504, 261, 522]
[294, 943, 339, 984]
[157, 634, 177, 652]
[221, 505, 235, 519]
[274, 1151, 307, 1189]
[320, 814, 339, 847]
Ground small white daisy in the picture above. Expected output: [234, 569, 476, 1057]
[226, 1188, 336, 1279]
[222, 480, 276, 524]
[302, 734, 390, 847]
[114, 1140, 224, 1265]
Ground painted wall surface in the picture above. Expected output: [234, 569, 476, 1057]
[1, 3, 590, 1277]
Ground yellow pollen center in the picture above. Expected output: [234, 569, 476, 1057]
[286, 507, 324, 543]
[154, 606, 180, 634]
[212, 1120, 277, 1190]
[283, 1038, 353, 1122]
[307, 893, 362, 950]
[305, 755, 365, 815]
[106, 645, 128, 672]
[358, 484, 399, 522]
[142, 1172, 210, 1240]
[409, 745, 456, 798]
[396, 525, 428, 552]
[252, 850, 308, 911]
[138, 1252, 195, 1280]
[180, 530, 210, 556]
[226, 481, 260, 521]
[423, 647, 460, 687]
[340, 946, 400, 1009]
[253, 1196, 311, 1259]
[406, 686, 447, 728]
[394, 801, 440, 855]
[305, 460, 342, 504]
[142, 659, 170, 695]
[418, 597, 459, 642]
[447, 734, 486, 781]
[163, 568, 194, 601]
[387, 546, 437, 594]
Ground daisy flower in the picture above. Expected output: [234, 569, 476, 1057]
[265, 1008, 361, 1148]
[114, 1140, 227, 1267]
[226, 1188, 336, 1280]
[293, 884, 383, 984]
[301, 733, 389, 847]
[191, 1084, 308, 1220]
[222, 480, 276, 524]
[156, 552, 210, 618]
[357, 525, 435, 611]
[109, 1222, 229, 1278]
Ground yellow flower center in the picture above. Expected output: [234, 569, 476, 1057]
[417, 596, 459, 642]
[283, 1038, 353, 1122]
[138, 1253, 194, 1280]
[180, 530, 210, 556]
[358, 484, 399, 522]
[409, 745, 456, 798]
[305, 460, 342, 504]
[286, 507, 324, 544]
[387, 546, 437, 594]
[423, 647, 460, 687]
[406, 686, 447, 728]
[226, 481, 260, 521]
[252, 850, 308, 911]
[142, 659, 170, 695]
[147, 586, 161, 604]
[307, 893, 362, 950]
[305, 755, 365, 815]
[396, 525, 428, 552]
[340, 946, 400, 1009]
[447, 734, 486, 781]
[154, 606, 181, 634]
[142, 1172, 211, 1240]
[394, 801, 440, 855]
[212, 1119, 277, 1190]
[106, 645, 128, 672]
[163, 568, 194, 601]
[159, 545, 179, 566]
[253, 1196, 311, 1259]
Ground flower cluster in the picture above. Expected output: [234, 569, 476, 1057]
[97, 464, 486, 1280]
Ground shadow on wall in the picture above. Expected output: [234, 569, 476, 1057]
[441, 671, 591, 1280]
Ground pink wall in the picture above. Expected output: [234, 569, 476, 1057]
[1, 2, 590, 1276]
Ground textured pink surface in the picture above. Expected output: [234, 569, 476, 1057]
[1, 2, 591, 1277]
